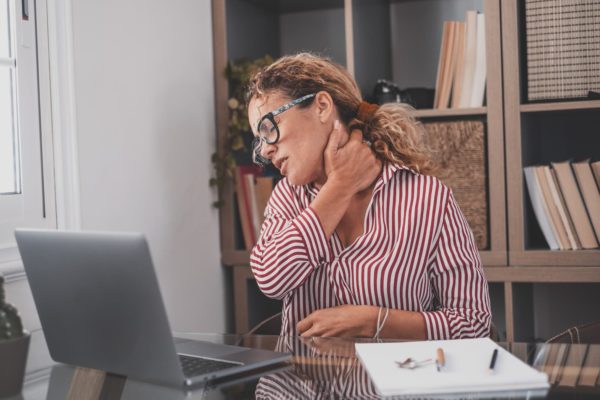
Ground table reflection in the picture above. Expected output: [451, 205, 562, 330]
[21, 331, 600, 400]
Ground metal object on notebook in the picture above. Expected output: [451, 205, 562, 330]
[396, 357, 433, 369]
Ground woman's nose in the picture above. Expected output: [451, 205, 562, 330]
[260, 142, 275, 160]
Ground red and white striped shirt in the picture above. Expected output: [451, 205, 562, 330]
[250, 163, 491, 339]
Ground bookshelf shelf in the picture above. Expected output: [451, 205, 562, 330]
[409, 107, 487, 118]
[520, 100, 600, 113]
[484, 267, 600, 283]
[510, 250, 600, 267]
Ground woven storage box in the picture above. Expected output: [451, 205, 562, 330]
[422, 120, 488, 250]
[524, 0, 600, 101]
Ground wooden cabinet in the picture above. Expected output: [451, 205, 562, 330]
[212, 0, 600, 340]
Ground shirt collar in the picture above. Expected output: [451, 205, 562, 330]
[304, 162, 418, 198]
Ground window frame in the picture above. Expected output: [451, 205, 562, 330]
[0, 0, 59, 279]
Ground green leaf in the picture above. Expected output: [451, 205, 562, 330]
[231, 135, 244, 150]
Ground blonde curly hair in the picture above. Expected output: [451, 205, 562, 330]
[247, 53, 435, 175]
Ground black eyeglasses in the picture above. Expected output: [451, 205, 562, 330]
[252, 93, 315, 164]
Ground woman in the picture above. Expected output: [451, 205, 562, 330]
[247, 53, 491, 340]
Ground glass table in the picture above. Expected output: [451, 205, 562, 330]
[19, 330, 600, 399]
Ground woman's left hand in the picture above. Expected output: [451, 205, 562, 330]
[297, 305, 377, 338]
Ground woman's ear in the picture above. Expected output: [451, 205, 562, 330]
[314, 91, 335, 123]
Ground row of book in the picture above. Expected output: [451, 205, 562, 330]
[534, 343, 600, 388]
[434, 10, 486, 109]
[235, 165, 274, 250]
[524, 160, 600, 250]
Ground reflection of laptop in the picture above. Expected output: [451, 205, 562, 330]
[45, 362, 292, 399]
[15, 229, 290, 388]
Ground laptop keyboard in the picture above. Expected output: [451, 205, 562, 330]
[178, 354, 242, 378]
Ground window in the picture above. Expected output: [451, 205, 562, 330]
[1, 0, 21, 195]
[0, 0, 55, 271]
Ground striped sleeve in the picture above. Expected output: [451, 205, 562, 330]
[422, 191, 492, 340]
[250, 181, 332, 300]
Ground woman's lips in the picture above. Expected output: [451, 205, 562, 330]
[280, 158, 288, 175]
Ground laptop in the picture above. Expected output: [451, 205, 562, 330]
[15, 229, 290, 388]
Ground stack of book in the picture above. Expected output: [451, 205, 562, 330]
[524, 160, 600, 250]
[434, 10, 486, 109]
[525, 0, 600, 102]
[235, 165, 274, 250]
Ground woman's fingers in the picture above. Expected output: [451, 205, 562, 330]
[349, 128, 363, 144]
[297, 315, 312, 334]
[326, 119, 345, 153]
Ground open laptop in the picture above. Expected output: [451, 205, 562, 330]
[15, 229, 290, 388]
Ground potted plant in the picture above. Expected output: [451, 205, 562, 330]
[210, 55, 273, 208]
[0, 275, 30, 398]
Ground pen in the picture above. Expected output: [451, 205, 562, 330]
[436, 347, 445, 372]
[488, 348, 498, 374]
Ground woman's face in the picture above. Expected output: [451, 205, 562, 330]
[248, 91, 334, 186]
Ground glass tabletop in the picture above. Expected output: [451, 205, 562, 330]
[20, 330, 600, 400]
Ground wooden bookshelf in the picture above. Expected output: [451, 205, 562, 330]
[213, 0, 600, 341]
[485, 267, 600, 283]
[502, 0, 600, 341]
[520, 100, 600, 113]
[409, 107, 487, 118]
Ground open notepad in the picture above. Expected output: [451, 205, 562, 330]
[356, 338, 549, 397]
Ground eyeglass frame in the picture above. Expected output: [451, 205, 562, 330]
[252, 93, 316, 161]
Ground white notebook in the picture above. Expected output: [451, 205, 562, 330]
[355, 338, 549, 397]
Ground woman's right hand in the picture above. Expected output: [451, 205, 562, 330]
[324, 120, 382, 195]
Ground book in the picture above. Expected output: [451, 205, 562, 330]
[572, 160, 600, 242]
[235, 165, 262, 250]
[450, 21, 466, 108]
[549, 343, 568, 384]
[355, 338, 549, 397]
[559, 344, 587, 387]
[524, 166, 559, 250]
[244, 173, 262, 241]
[458, 10, 478, 108]
[552, 161, 599, 249]
[433, 21, 452, 109]
[470, 12, 486, 107]
[579, 344, 600, 386]
[254, 176, 274, 227]
[541, 343, 560, 378]
[235, 167, 255, 250]
[535, 166, 569, 250]
[435, 21, 457, 109]
[549, 168, 581, 250]
[591, 161, 600, 189]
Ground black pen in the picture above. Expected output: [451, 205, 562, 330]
[488, 348, 498, 374]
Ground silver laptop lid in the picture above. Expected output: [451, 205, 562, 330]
[15, 229, 185, 387]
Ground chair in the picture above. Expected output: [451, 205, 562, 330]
[246, 313, 502, 341]
[245, 312, 282, 336]
[489, 322, 500, 342]
[546, 321, 600, 344]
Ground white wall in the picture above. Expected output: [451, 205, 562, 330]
[6, 0, 224, 355]
[68, 0, 224, 333]
[279, 8, 346, 67]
